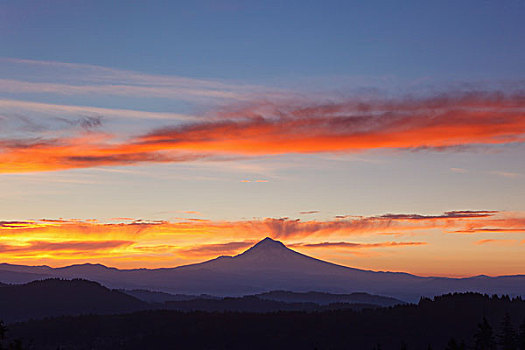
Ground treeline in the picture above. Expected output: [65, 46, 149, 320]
[0, 320, 22, 350]
[2, 292, 525, 349]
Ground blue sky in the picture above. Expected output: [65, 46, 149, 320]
[3, 0, 525, 82]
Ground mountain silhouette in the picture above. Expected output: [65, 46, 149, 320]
[1, 237, 525, 302]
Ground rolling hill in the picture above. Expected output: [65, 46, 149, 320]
[0, 278, 148, 322]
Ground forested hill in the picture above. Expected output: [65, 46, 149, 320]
[0, 278, 148, 322]
[4, 293, 525, 350]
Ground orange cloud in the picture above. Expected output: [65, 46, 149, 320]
[474, 239, 518, 246]
[0, 221, 34, 228]
[289, 241, 427, 249]
[0, 240, 133, 253]
[1, 91, 524, 173]
[451, 214, 525, 234]
[177, 241, 256, 257]
[0, 210, 513, 244]
[0, 210, 520, 252]
[0, 210, 523, 274]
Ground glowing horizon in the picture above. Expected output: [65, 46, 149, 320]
[1, 210, 524, 277]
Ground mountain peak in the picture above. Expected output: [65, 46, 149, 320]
[244, 237, 288, 252]
[233, 237, 300, 262]
[255, 237, 285, 247]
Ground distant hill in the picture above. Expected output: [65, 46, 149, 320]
[0, 279, 148, 322]
[0, 279, 398, 322]
[0, 267, 52, 284]
[164, 296, 320, 312]
[256, 290, 404, 306]
[1, 238, 525, 302]
[164, 296, 383, 313]
[122, 288, 402, 307]
[122, 289, 219, 303]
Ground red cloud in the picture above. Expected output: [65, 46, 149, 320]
[0, 91, 524, 173]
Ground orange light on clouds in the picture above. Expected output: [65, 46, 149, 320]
[0, 92, 524, 173]
[1, 211, 524, 276]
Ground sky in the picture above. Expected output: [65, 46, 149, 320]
[1, 0, 524, 277]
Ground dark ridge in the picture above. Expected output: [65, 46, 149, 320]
[256, 290, 405, 306]
[122, 289, 219, 303]
[164, 296, 380, 313]
[0, 278, 148, 322]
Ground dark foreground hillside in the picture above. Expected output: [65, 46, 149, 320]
[3, 293, 525, 350]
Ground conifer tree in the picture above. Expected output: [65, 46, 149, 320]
[446, 338, 466, 350]
[517, 318, 525, 350]
[498, 313, 517, 350]
[474, 317, 497, 350]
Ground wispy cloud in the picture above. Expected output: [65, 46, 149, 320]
[1, 90, 524, 173]
[450, 167, 468, 173]
[0, 79, 244, 102]
[0, 240, 133, 253]
[0, 58, 282, 103]
[490, 171, 522, 179]
[379, 211, 498, 220]
[0, 210, 514, 241]
[177, 241, 256, 257]
[0, 99, 197, 121]
[450, 213, 525, 234]
[177, 210, 203, 215]
[474, 239, 518, 246]
[289, 241, 427, 249]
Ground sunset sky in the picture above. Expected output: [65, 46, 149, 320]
[1, 0, 524, 277]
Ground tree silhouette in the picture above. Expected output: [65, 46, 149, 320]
[2, 292, 525, 349]
[445, 338, 466, 350]
[8, 339, 23, 350]
[0, 320, 6, 350]
[518, 318, 525, 350]
[474, 317, 496, 350]
[498, 313, 517, 350]
[0, 320, 24, 350]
